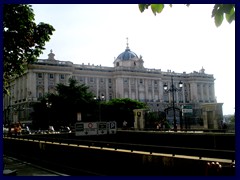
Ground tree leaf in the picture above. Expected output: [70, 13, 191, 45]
[215, 11, 224, 27]
[138, 4, 146, 12]
[222, 4, 234, 14]
[151, 4, 164, 15]
[225, 6, 235, 24]
[212, 4, 221, 18]
[139, 4, 150, 13]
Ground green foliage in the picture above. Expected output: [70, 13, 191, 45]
[3, 4, 55, 95]
[32, 78, 96, 128]
[139, 4, 164, 15]
[103, 98, 147, 127]
[138, 4, 235, 27]
[106, 98, 147, 109]
[212, 4, 235, 27]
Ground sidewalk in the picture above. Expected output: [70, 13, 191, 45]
[3, 155, 68, 176]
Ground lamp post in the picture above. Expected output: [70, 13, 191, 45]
[163, 75, 183, 132]
[94, 94, 105, 122]
[46, 99, 52, 128]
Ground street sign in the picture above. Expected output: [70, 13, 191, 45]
[182, 105, 193, 115]
[75, 121, 117, 136]
[75, 122, 85, 136]
[182, 109, 193, 113]
[84, 122, 98, 135]
[98, 122, 107, 135]
[182, 105, 192, 109]
[107, 121, 117, 134]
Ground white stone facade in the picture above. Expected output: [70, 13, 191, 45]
[4, 47, 222, 128]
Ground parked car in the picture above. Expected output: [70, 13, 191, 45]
[48, 126, 55, 133]
[21, 126, 31, 135]
[3, 125, 8, 136]
[59, 126, 71, 133]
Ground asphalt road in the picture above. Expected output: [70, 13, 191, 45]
[3, 155, 69, 176]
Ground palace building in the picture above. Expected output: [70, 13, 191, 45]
[4, 42, 223, 129]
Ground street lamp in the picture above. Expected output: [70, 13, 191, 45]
[163, 75, 183, 132]
[94, 94, 105, 122]
[46, 99, 52, 128]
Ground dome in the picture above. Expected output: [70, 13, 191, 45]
[117, 45, 138, 61]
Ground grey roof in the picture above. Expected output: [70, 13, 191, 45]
[117, 47, 138, 61]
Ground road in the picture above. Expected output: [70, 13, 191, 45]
[3, 155, 69, 176]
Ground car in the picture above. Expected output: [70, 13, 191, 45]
[3, 125, 9, 136]
[48, 126, 55, 133]
[21, 126, 31, 135]
[59, 126, 71, 133]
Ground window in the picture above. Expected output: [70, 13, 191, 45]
[80, 77, 84, 82]
[108, 79, 112, 83]
[38, 92, 43, 98]
[100, 78, 104, 83]
[38, 73, 43, 78]
[139, 79, 143, 84]
[60, 74, 65, 79]
[49, 74, 54, 79]
[90, 77, 94, 83]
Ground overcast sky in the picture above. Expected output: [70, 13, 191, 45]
[31, 4, 235, 115]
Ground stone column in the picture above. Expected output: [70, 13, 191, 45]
[190, 82, 198, 102]
[135, 79, 138, 100]
[44, 73, 48, 93]
[129, 78, 131, 98]
[55, 74, 59, 85]
[105, 78, 108, 101]
[32, 73, 37, 98]
[206, 84, 210, 102]
[152, 80, 154, 101]
[201, 84, 204, 102]
[145, 79, 149, 101]
[159, 81, 163, 102]
[97, 77, 99, 97]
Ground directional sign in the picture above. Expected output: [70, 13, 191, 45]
[182, 105, 192, 109]
[98, 122, 107, 135]
[182, 109, 193, 113]
[107, 121, 117, 134]
[75, 122, 98, 136]
[84, 122, 98, 135]
[75, 121, 117, 136]
[75, 122, 85, 136]
[182, 105, 193, 116]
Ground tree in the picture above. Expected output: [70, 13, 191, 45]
[4, 4, 55, 95]
[139, 4, 235, 27]
[102, 98, 147, 127]
[32, 78, 96, 129]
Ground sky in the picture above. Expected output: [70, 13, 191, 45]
[31, 4, 235, 115]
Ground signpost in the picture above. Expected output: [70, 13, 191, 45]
[75, 121, 117, 136]
[107, 121, 117, 134]
[75, 122, 84, 136]
[98, 122, 108, 135]
[182, 105, 193, 114]
[182, 105, 193, 130]
[84, 122, 98, 135]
